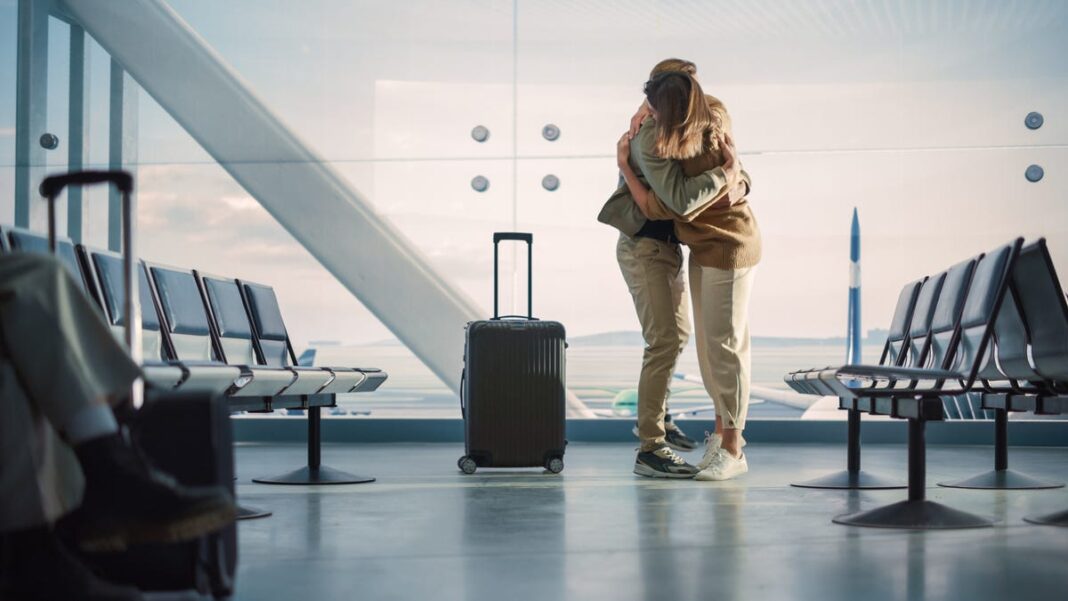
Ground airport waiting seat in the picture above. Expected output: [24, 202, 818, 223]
[238, 280, 387, 395]
[1009, 241, 1068, 526]
[0, 225, 93, 295]
[79, 247, 185, 390]
[825, 239, 1022, 529]
[786, 278, 927, 490]
[89, 254, 277, 519]
[1009, 239, 1068, 407]
[923, 240, 1066, 499]
[144, 263, 246, 400]
[233, 279, 385, 485]
[1, 227, 183, 390]
[812, 259, 968, 406]
[793, 277, 931, 403]
[198, 273, 333, 404]
[936, 240, 1065, 491]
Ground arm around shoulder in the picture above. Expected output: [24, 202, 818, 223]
[632, 123, 731, 218]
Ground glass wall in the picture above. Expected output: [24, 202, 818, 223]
[4, 1, 1067, 421]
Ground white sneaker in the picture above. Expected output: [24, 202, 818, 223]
[696, 431, 747, 470]
[695, 448, 748, 481]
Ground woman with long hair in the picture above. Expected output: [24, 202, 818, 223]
[599, 58, 750, 479]
[616, 70, 762, 481]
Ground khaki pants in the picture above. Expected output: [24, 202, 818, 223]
[0, 254, 139, 532]
[688, 256, 754, 430]
[616, 234, 690, 451]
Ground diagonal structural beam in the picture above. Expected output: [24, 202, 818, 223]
[58, 0, 593, 416]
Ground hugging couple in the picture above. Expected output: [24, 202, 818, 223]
[598, 58, 762, 482]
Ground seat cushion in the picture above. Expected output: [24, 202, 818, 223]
[931, 258, 977, 333]
[151, 268, 211, 336]
[241, 281, 291, 367]
[960, 243, 1013, 329]
[202, 277, 254, 340]
[887, 279, 923, 340]
[92, 253, 162, 331]
[908, 273, 946, 339]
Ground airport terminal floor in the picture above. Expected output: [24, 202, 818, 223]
[231, 442, 1068, 601]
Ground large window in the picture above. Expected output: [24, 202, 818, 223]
[5, 1, 1067, 421]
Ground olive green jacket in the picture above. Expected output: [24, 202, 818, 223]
[597, 119, 749, 236]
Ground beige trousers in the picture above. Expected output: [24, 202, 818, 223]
[0, 254, 139, 532]
[616, 234, 690, 451]
[688, 255, 755, 431]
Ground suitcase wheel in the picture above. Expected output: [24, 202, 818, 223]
[458, 456, 477, 475]
[545, 457, 564, 474]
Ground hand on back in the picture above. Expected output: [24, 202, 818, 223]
[628, 100, 652, 139]
[617, 132, 632, 169]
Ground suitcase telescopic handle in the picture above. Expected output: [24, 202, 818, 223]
[492, 232, 533, 320]
[39, 170, 142, 408]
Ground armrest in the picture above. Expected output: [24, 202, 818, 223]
[836, 364, 962, 381]
[326, 366, 382, 373]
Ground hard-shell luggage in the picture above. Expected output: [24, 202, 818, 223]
[87, 392, 238, 596]
[41, 171, 237, 597]
[458, 232, 567, 474]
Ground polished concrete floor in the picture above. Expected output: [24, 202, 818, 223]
[230, 442, 1068, 601]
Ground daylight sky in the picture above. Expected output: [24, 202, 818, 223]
[1, 0, 1066, 348]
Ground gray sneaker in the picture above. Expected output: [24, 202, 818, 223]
[665, 424, 698, 451]
[633, 446, 699, 479]
[630, 423, 698, 453]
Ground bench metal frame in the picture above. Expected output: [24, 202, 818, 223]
[936, 244, 1065, 491]
[792, 240, 1025, 529]
[788, 279, 928, 490]
[237, 278, 381, 486]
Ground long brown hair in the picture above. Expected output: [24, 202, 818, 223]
[644, 71, 724, 160]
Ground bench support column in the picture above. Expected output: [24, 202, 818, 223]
[790, 407, 905, 490]
[834, 415, 993, 529]
[253, 404, 375, 485]
[938, 408, 1063, 490]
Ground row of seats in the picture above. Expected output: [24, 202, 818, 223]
[0, 223, 387, 412]
[785, 237, 1067, 528]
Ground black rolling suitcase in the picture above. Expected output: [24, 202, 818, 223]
[41, 171, 237, 598]
[88, 393, 237, 597]
[458, 232, 567, 474]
